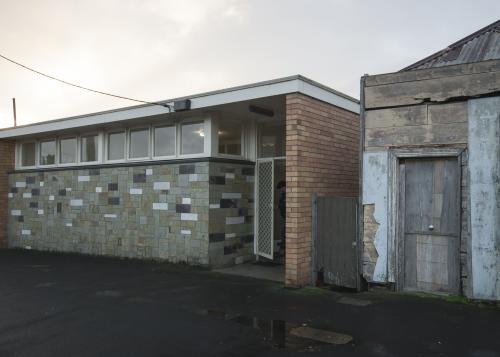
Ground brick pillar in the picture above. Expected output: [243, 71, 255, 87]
[285, 94, 359, 287]
[0, 140, 15, 248]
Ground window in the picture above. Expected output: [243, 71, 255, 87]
[40, 140, 56, 165]
[218, 119, 242, 156]
[81, 135, 98, 162]
[181, 122, 204, 155]
[258, 122, 285, 158]
[108, 132, 125, 160]
[154, 125, 175, 157]
[21, 142, 36, 167]
[129, 128, 149, 159]
[59, 137, 77, 164]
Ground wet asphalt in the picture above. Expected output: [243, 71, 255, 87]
[0, 249, 499, 357]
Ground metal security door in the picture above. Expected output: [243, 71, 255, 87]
[256, 159, 274, 259]
[400, 158, 460, 293]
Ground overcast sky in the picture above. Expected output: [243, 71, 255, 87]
[0, 0, 498, 128]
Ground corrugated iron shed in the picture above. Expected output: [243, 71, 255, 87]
[402, 19, 500, 71]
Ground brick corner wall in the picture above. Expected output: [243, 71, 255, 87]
[0, 140, 15, 248]
[285, 93, 359, 287]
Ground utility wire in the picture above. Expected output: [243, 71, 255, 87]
[0, 53, 171, 110]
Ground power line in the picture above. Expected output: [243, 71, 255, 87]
[0, 53, 171, 110]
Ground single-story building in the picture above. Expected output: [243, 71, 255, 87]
[0, 75, 360, 287]
[360, 20, 500, 300]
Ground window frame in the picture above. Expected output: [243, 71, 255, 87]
[14, 116, 214, 169]
[58, 136, 78, 166]
[152, 124, 177, 160]
[179, 119, 208, 158]
[105, 129, 127, 163]
[216, 118, 245, 158]
[127, 126, 151, 161]
[39, 138, 57, 167]
[80, 132, 101, 164]
[18, 140, 37, 169]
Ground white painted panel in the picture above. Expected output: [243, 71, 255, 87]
[362, 151, 389, 283]
[222, 193, 242, 199]
[65, 222, 73, 227]
[145, 168, 153, 176]
[130, 188, 143, 195]
[78, 175, 90, 182]
[11, 210, 21, 216]
[16, 181, 26, 188]
[37, 209, 44, 215]
[153, 202, 168, 210]
[8, 193, 14, 198]
[66, 188, 72, 192]
[226, 216, 245, 225]
[49, 195, 55, 201]
[70, 199, 83, 206]
[39, 182, 44, 187]
[181, 229, 192, 235]
[181, 213, 198, 221]
[153, 182, 170, 190]
[23, 193, 32, 198]
[95, 187, 102, 193]
[21, 229, 31, 235]
[209, 204, 220, 209]
[104, 214, 117, 218]
[468, 97, 500, 300]
[182, 198, 191, 204]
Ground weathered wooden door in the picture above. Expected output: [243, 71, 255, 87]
[399, 158, 460, 293]
[315, 196, 358, 289]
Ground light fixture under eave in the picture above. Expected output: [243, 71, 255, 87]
[249, 105, 274, 117]
[198, 129, 205, 137]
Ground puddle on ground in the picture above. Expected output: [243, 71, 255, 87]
[196, 308, 353, 352]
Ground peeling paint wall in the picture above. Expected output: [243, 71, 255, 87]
[468, 96, 500, 300]
[362, 151, 388, 282]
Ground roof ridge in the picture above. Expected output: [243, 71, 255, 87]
[401, 19, 500, 71]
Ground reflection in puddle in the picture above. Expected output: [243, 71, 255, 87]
[199, 309, 351, 352]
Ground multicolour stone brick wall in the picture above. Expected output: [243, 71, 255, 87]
[7, 162, 211, 265]
[208, 162, 254, 266]
[0, 140, 15, 248]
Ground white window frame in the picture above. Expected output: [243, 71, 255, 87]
[179, 118, 210, 158]
[128, 125, 151, 161]
[152, 124, 177, 160]
[18, 140, 37, 169]
[105, 129, 127, 163]
[14, 116, 214, 169]
[39, 138, 57, 167]
[80, 132, 101, 165]
[58, 136, 78, 166]
[215, 117, 245, 159]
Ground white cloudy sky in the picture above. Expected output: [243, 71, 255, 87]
[0, 0, 498, 128]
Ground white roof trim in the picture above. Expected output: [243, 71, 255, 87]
[0, 75, 359, 139]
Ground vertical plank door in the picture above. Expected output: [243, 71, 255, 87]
[401, 158, 460, 293]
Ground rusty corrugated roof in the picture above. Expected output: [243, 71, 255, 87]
[402, 19, 500, 71]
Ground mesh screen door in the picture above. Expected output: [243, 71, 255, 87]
[256, 159, 274, 259]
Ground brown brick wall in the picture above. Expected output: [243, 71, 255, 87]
[285, 93, 359, 287]
[0, 140, 15, 248]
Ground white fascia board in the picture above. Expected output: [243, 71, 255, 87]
[299, 80, 360, 114]
[0, 76, 359, 139]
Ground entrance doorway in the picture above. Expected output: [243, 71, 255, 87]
[398, 157, 460, 294]
[255, 158, 286, 262]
